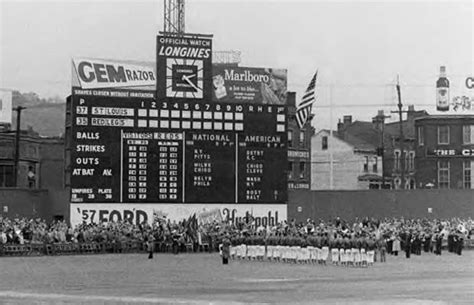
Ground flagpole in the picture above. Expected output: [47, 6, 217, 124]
[329, 84, 334, 190]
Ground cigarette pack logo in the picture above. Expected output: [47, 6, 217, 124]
[213, 74, 227, 99]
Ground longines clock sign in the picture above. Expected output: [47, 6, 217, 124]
[156, 34, 213, 100]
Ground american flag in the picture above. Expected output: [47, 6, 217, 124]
[296, 70, 318, 129]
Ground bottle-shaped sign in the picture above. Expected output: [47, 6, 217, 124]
[436, 66, 450, 111]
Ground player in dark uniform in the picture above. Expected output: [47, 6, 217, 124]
[147, 232, 155, 259]
[172, 231, 180, 254]
[221, 234, 231, 265]
[456, 231, 464, 256]
[378, 237, 387, 263]
[435, 232, 443, 256]
[405, 232, 412, 259]
[447, 232, 454, 253]
[422, 232, 431, 253]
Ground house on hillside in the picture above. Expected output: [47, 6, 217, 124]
[311, 128, 383, 190]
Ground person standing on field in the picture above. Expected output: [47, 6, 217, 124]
[147, 232, 155, 259]
[405, 232, 412, 259]
[392, 235, 401, 256]
[379, 238, 387, 263]
[221, 234, 231, 265]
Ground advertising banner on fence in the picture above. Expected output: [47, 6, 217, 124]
[0, 90, 12, 124]
[72, 58, 156, 89]
[212, 66, 287, 105]
[197, 208, 223, 225]
[70, 203, 286, 228]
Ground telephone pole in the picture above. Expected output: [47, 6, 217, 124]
[13, 106, 26, 187]
[372, 110, 390, 188]
[391, 75, 406, 189]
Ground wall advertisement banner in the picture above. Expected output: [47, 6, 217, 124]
[427, 148, 474, 157]
[197, 208, 223, 225]
[70, 203, 287, 228]
[433, 70, 473, 114]
[0, 90, 12, 124]
[212, 66, 287, 105]
[72, 58, 156, 89]
[70, 57, 288, 107]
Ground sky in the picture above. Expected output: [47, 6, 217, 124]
[0, 0, 473, 130]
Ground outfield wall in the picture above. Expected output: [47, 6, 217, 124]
[0, 188, 69, 221]
[2, 188, 473, 224]
[288, 189, 474, 222]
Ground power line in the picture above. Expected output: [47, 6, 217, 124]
[311, 103, 437, 108]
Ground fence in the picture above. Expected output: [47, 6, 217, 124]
[1, 238, 473, 257]
[0, 240, 216, 257]
[289, 189, 474, 222]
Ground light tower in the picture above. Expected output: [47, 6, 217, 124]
[163, 0, 241, 65]
[163, 0, 185, 34]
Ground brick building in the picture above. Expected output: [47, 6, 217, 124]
[0, 129, 41, 188]
[0, 129, 67, 219]
[415, 115, 474, 189]
[312, 106, 428, 190]
[378, 106, 428, 189]
[286, 92, 313, 191]
[0, 130, 64, 189]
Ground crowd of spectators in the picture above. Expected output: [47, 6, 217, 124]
[0, 216, 197, 246]
[1, 215, 472, 257]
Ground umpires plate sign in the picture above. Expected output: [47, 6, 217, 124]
[157, 35, 212, 100]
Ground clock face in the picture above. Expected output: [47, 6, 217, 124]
[166, 58, 204, 98]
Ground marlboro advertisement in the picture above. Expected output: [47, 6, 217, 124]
[212, 66, 288, 105]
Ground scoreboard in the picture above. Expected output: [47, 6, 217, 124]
[70, 88, 288, 204]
